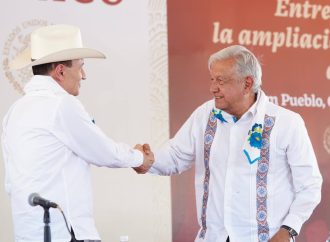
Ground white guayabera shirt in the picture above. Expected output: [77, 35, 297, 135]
[2, 75, 143, 242]
[150, 91, 322, 242]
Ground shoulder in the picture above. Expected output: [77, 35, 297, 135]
[55, 94, 89, 120]
[184, 100, 214, 124]
[59, 94, 85, 109]
[266, 101, 305, 128]
[267, 101, 301, 118]
[178, 100, 214, 130]
[193, 100, 214, 116]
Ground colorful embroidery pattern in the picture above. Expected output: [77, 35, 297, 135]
[201, 111, 275, 241]
[244, 123, 264, 164]
[199, 111, 217, 239]
[256, 115, 275, 242]
[248, 123, 263, 149]
[212, 108, 237, 123]
[211, 108, 227, 123]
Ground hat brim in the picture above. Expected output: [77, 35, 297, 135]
[9, 47, 106, 70]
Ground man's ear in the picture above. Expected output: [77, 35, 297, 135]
[244, 76, 254, 93]
[52, 64, 65, 82]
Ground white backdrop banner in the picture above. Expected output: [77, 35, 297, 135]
[0, 0, 171, 242]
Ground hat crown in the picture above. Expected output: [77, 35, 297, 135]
[31, 24, 83, 60]
[9, 24, 105, 70]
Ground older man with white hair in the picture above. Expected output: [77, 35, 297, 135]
[138, 45, 323, 242]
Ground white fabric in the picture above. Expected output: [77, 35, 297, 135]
[1, 75, 143, 242]
[150, 90, 322, 242]
[242, 91, 266, 164]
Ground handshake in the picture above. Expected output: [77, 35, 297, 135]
[133, 143, 154, 174]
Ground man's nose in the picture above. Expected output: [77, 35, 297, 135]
[210, 82, 219, 93]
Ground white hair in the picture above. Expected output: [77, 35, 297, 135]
[208, 45, 262, 93]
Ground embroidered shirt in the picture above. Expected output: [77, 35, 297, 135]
[150, 90, 322, 242]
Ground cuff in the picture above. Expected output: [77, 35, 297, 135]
[132, 149, 144, 167]
[282, 213, 304, 234]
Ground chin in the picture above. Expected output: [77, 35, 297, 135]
[70, 90, 79, 96]
[214, 100, 225, 109]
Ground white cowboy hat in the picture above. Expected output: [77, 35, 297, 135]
[9, 24, 106, 70]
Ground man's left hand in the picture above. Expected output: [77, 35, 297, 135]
[269, 228, 291, 242]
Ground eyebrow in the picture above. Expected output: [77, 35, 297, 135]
[215, 75, 230, 81]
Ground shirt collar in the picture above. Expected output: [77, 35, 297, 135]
[24, 75, 68, 96]
[240, 90, 261, 121]
[212, 108, 238, 123]
[213, 90, 263, 123]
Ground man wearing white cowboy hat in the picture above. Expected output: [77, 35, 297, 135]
[1, 24, 154, 242]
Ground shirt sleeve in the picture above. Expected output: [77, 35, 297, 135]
[1, 103, 18, 195]
[51, 95, 143, 168]
[282, 114, 323, 234]
[149, 110, 197, 175]
[1, 115, 11, 194]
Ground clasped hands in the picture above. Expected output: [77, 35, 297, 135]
[133, 143, 154, 174]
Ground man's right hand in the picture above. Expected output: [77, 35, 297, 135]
[133, 143, 154, 174]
